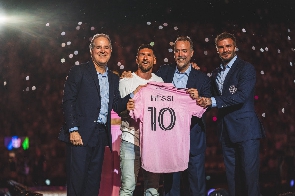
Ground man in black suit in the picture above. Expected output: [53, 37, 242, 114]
[196, 32, 265, 196]
[59, 33, 141, 196]
[156, 36, 211, 196]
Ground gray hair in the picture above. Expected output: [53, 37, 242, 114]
[89, 33, 112, 50]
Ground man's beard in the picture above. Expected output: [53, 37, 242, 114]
[139, 64, 152, 73]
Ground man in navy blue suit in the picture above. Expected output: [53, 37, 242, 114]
[58, 34, 141, 196]
[156, 36, 211, 196]
[196, 32, 265, 196]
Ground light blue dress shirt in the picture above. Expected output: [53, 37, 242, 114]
[211, 56, 237, 107]
[69, 67, 109, 132]
[172, 65, 191, 88]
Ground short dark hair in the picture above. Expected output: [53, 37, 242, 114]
[215, 32, 236, 46]
[137, 44, 155, 55]
[174, 36, 194, 50]
[89, 33, 112, 50]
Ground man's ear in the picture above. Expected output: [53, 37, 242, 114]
[153, 56, 157, 65]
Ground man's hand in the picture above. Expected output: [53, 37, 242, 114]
[133, 84, 147, 95]
[127, 99, 134, 111]
[70, 132, 83, 146]
[120, 71, 132, 79]
[191, 62, 200, 70]
[187, 88, 199, 100]
[196, 97, 212, 108]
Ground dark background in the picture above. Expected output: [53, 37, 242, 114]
[0, 0, 295, 195]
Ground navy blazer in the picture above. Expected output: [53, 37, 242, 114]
[59, 61, 130, 150]
[156, 64, 211, 155]
[211, 57, 265, 143]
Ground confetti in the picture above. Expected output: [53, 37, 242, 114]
[242, 28, 246, 32]
[74, 51, 78, 55]
[69, 54, 73, 58]
[4, 81, 7, 86]
[61, 58, 65, 63]
[265, 47, 268, 51]
[26, 87, 29, 91]
[260, 71, 264, 74]
[78, 22, 82, 25]
[45, 23, 49, 27]
[168, 48, 173, 52]
[26, 76, 29, 81]
[174, 26, 178, 30]
[32, 86, 36, 91]
[76, 26, 80, 30]
[169, 42, 174, 46]
[288, 29, 291, 32]
[159, 25, 163, 29]
[61, 43, 66, 47]
[120, 65, 124, 69]
[252, 46, 255, 50]
[90, 27, 95, 30]
[282, 108, 285, 113]
[150, 42, 155, 46]
[236, 47, 239, 51]
[75, 61, 79, 65]
[147, 22, 151, 25]
[205, 38, 209, 42]
[260, 48, 264, 52]
[67, 41, 71, 45]
[117, 62, 122, 66]
[290, 62, 293, 66]
[61, 32, 65, 36]
[207, 73, 212, 77]
[288, 36, 291, 40]
[262, 113, 265, 117]
[204, 51, 208, 55]
[163, 23, 168, 26]
[278, 49, 281, 53]
[164, 58, 168, 62]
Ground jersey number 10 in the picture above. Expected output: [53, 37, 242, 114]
[148, 107, 176, 131]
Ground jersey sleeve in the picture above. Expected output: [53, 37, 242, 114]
[129, 87, 144, 121]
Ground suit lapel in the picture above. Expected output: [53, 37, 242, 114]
[167, 64, 176, 83]
[186, 68, 197, 88]
[86, 61, 100, 95]
[108, 70, 114, 108]
[222, 57, 240, 95]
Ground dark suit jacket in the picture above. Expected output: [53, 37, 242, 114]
[58, 61, 130, 150]
[211, 57, 265, 143]
[156, 64, 211, 155]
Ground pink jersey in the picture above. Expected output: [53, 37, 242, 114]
[129, 82, 206, 173]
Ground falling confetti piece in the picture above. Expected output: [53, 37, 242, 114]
[4, 81, 7, 86]
[78, 22, 82, 25]
[159, 25, 163, 29]
[76, 26, 80, 30]
[32, 86, 36, 91]
[69, 54, 73, 58]
[61, 43, 65, 47]
[204, 51, 208, 55]
[260, 48, 264, 52]
[290, 62, 293, 66]
[120, 65, 124, 69]
[61, 58, 65, 63]
[164, 58, 168, 62]
[26, 76, 29, 81]
[252, 46, 255, 50]
[90, 27, 95, 30]
[168, 48, 173, 52]
[150, 42, 155, 46]
[174, 26, 178, 30]
[288, 29, 291, 32]
[242, 28, 246, 32]
[61, 32, 65, 36]
[207, 73, 212, 77]
[282, 108, 285, 113]
[74, 51, 78, 55]
[163, 23, 168, 26]
[26, 87, 29, 91]
[262, 113, 265, 117]
[45, 23, 49, 26]
[147, 22, 151, 25]
[235, 48, 239, 51]
[260, 70, 264, 74]
[75, 61, 79, 65]
[117, 62, 122, 66]
[265, 47, 268, 51]
[288, 36, 291, 40]
[205, 38, 209, 42]
[169, 42, 174, 46]
[278, 49, 281, 53]
[67, 41, 71, 45]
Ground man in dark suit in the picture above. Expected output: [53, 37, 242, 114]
[196, 32, 265, 196]
[58, 33, 141, 196]
[156, 36, 211, 196]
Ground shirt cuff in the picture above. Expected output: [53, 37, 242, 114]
[69, 127, 78, 133]
[130, 92, 134, 98]
[211, 97, 217, 107]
